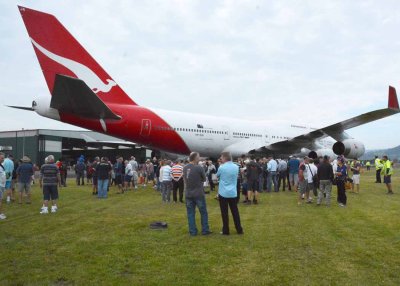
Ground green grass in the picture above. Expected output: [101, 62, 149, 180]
[0, 171, 399, 286]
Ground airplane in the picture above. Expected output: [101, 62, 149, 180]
[10, 6, 400, 160]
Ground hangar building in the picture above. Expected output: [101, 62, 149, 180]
[0, 129, 152, 165]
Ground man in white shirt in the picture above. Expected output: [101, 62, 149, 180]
[266, 156, 278, 192]
[0, 152, 7, 219]
[129, 156, 138, 172]
[124, 160, 133, 192]
[160, 161, 172, 202]
[304, 158, 318, 203]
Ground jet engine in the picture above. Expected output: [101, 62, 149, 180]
[332, 139, 365, 159]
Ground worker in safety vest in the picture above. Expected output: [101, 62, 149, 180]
[374, 156, 383, 183]
[382, 156, 394, 195]
[365, 161, 371, 171]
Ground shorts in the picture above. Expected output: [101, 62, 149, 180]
[289, 173, 299, 185]
[241, 182, 248, 194]
[384, 175, 391, 184]
[5, 181, 11, 189]
[298, 180, 308, 194]
[18, 182, 31, 193]
[0, 187, 4, 199]
[115, 175, 122, 185]
[148, 173, 154, 181]
[124, 175, 132, 182]
[43, 185, 59, 201]
[352, 174, 360, 185]
[247, 180, 258, 192]
[93, 176, 98, 186]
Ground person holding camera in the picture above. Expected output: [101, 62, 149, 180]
[335, 158, 348, 207]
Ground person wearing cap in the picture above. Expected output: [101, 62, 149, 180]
[350, 159, 362, 194]
[382, 155, 394, 195]
[16, 156, 34, 204]
[335, 158, 348, 207]
[374, 156, 383, 183]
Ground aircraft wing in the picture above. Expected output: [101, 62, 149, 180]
[80, 134, 138, 148]
[252, 86, 400, 155]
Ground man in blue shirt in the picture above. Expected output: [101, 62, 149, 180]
[217, 152, 243, 235]
[266, 156, 278, 192]
[288, 156, 300, 192]
[4, 154, 15, 204]
[16, 156, 34, 204]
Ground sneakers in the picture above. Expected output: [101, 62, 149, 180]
[40, 207, 49, 214]
[51, 206, 58, 213]
[0, 213, 6, 220]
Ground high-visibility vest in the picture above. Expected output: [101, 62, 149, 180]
[375, 158, 383, 170]
[382, 160, 393, 176]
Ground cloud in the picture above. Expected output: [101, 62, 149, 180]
[0, 0, 399, 149]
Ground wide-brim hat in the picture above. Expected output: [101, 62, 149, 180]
[22, 156, 31, 163]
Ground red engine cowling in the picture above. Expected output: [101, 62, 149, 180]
[333, 139, 365, 159]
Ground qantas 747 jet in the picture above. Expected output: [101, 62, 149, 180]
[10, 6, 400, 159]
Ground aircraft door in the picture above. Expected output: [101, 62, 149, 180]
[222, 126, 230, 140]
[140, 119, 151, 136]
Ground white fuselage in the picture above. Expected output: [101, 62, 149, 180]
[151, 108, 335, 158]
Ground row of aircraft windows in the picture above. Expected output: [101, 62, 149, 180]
[153, 126, 291, 140]
[233, 132, 262, 138]
[176, 128, 227, 135]
[154, 126, 227, 135]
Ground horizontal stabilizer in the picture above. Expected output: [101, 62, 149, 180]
[6, 105, 34, 111]
[51, 74, 121, 120]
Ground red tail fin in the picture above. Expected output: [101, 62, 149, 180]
[18, 6, 136, 106]
[388, 86, 399, 110]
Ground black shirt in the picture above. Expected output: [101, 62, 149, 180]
[317, 162, 334, 181]
[96, 162, 111, 180]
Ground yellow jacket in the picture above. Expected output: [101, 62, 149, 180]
[375, 158, 383, 170]
[382, 160, 393, 176]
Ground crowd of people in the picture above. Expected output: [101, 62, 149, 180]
[0, 151, 395, 236]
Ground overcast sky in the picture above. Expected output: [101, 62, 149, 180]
[1, 0, 400, 149]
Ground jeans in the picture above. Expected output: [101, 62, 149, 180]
[172, 178, 184, 202]
[318, 180, 332, 206]
[278, 171, 287, 191]
[376, 169, 381, 183]
[267, 171, 278, 192]
[76, 172, 84, 185]
[186, 196, 210, 236]
[257, 174, 263, 193]
[98, 179, 109, 198]
[161, 181, 172, 202]
[219, 195, 243, 234]
[337, 180, 347, 205]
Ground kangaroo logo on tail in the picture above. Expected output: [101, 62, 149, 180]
[30, 38, 117, 93]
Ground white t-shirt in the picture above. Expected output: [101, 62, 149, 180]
[125, 163, 133, 176]
[304, 163, 318, 183]
[0, 164, 6, 188]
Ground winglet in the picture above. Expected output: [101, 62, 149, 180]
[388, 86, 399, 110]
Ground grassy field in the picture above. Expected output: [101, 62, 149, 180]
[0, 171, 399, 286]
